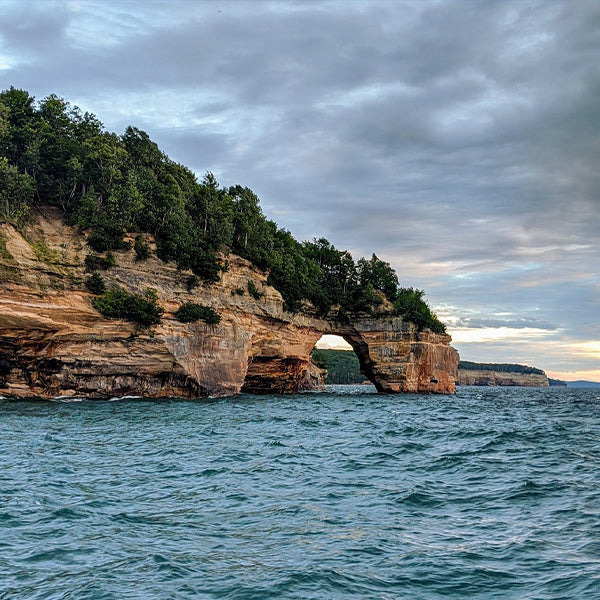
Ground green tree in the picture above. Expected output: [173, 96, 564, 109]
[357, 254, 399, 301]
[0, 98, 8, 148]
[35, 94, 80, 209]
[0, 157, 35, 223]
[0, 87, 38, 173]
[303, 238, 357, 314]
[393, 287, 446, 333]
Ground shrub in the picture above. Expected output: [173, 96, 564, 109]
[247, 280, 263, 300]
[185, 274, 199, 291]
[134, 234, 150, 261]
[176, 248, 221, 284]
[174, 302, 221, 324]
[232, 287, 245, 296]
[85, 273, 106, 295]
[0, 233, 13, 261]
[84, 252, 116, 271]
[30, 240, 60, 263]
[87, 227, 130, 252]
[92, 286, 163, 327]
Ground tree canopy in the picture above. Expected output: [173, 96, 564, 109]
[459, 361, 544, 375]
[0, 87, 446, 333]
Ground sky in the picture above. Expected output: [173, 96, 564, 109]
[1, 0, 599, 381]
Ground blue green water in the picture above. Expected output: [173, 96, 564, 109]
[1, 385, 600, 599]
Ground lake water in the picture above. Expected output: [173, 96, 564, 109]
[1, 385, 599, 599]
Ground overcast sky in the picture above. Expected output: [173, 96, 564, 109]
[1, 0, 599, 381]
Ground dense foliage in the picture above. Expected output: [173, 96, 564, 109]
[174, 302, 221, 324]
[0, 87, 446, 332]
[134, 234, 150, 261]
[393, 287, 447, 334]
[459, 361, 544, 375]
[92, 287, 163, 327]
[85, 273, 106, 295]
[84, 252, 115, 271]
[312, 349, 367, 384]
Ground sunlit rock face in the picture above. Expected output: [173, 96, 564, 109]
[341, 321, 459, 394]
[0, 209, 459, 398]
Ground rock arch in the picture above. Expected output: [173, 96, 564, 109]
[241, 316, 459, 395]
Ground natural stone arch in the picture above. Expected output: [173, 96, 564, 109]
[241, 315, 458, 395]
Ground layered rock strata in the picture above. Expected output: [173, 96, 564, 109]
[458, 369, 549, 387]
[0, 208, 459, 398]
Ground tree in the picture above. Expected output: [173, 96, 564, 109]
[0, 157, 35, 223]
[393, 287, 446, 333]
[0, 87, 38, 172]
[357, 254, 399, 301]
[0, 98, 8, 148]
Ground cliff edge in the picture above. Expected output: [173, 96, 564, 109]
[0, 208, 459, 398]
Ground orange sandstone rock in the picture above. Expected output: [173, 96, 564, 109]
[0, 208, 459, 398]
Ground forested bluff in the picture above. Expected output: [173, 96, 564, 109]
[0, 88, 458, 398]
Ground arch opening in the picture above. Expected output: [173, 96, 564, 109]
[309, 334, 376, 389]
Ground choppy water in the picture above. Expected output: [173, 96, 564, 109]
[1, 385, 600, 600]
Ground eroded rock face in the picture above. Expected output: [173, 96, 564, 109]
[0, 209, 459, 398]
[299, 360, 327, 391]
[338, 319, 458, 394]
[458, 369, 549, 387]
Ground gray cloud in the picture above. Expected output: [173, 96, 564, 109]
[1, 0, 599, 376]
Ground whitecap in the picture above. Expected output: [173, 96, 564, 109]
[109, 395, 142, 401]
[50, 396, 85, 403]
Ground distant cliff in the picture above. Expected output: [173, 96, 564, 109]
[458, 361, 549, 387]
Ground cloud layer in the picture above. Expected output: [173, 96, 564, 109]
[1, 0, 599, 378]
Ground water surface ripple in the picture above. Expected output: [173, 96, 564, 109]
[1, 386, 600, 599]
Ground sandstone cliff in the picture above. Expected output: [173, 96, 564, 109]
[458, 369, 549, 387]
[0, 208, 459, 398]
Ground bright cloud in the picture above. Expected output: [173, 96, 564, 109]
[449, 326, 555, 345]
